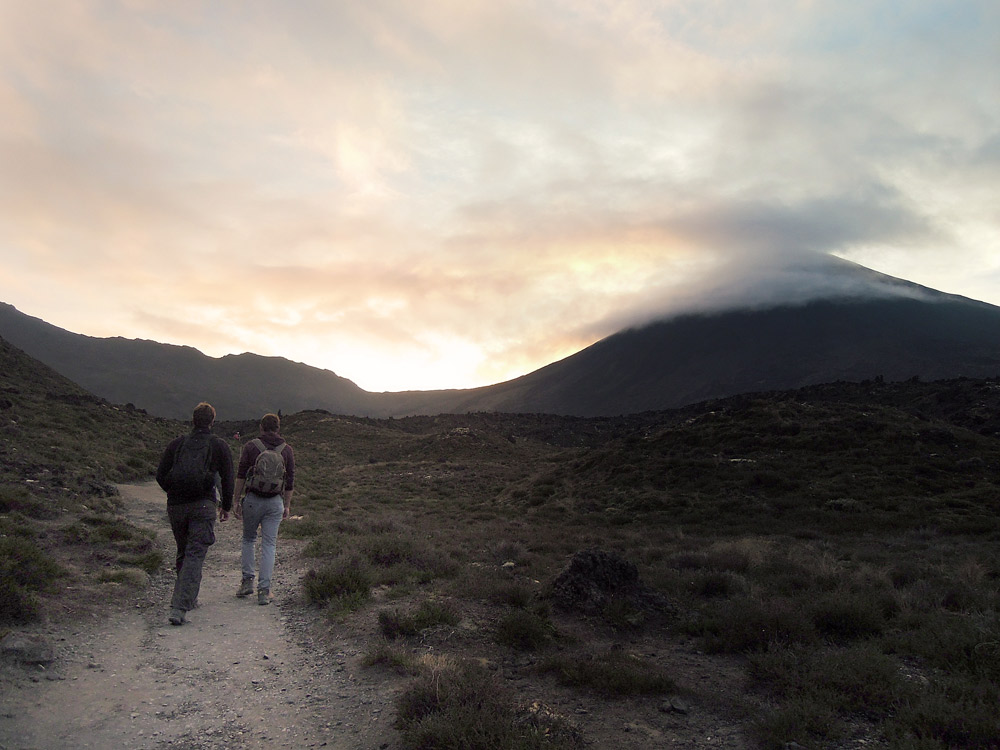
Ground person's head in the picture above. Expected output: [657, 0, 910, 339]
[260, 413, 280, 433]
[192, 402, 216, 428]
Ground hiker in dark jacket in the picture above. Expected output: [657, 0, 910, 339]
[233, 412, 295, 606]
[156, 401, 235, 626]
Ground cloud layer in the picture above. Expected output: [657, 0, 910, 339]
[1, 1, 997, 391]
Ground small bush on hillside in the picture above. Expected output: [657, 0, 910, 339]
[538, 651, 676, 697]
[0, 486, 59, 519]
[362, 639, 420, 675]
[395, 661, 582, 750]
[495, 608, 556, 651]
[378, 600, 460, 639]
[0, 536, 64, 590]
[488, 581, 536, 608]
[887, 675, 1000, 749]
[688, 570, 750, 599]
[809, 593, 888, 642]
[64, 513, 156, 553]
[693, 595, 816, 653]
[117, 550, 164, 575]
[751, 694, 842, 750]
[0, 537, 64, 624]
[0, 575, 41, 624]
[303, 554, 373, 610]
[749, 644, 911, 721]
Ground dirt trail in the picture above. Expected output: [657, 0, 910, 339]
[0, 482, 398, 750]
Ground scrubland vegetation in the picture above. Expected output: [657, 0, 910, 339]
[4, 331, 1000, 748]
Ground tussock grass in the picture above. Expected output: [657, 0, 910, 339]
[538, 650, 676, 697]
[363, 639, 421, 675]
[495, 607, 557, 651]
[395, 660, 582, 750]
[0, 536, 65, 624]
[378, 599, 460, 639]
[303, 553, 373, 611]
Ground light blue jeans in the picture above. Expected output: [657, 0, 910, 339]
[241, 493, 285, 591]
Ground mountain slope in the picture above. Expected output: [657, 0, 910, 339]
[0, 303, 419, 419]
[4, 259, 1000, 419]
[454, 292, 1000, 416]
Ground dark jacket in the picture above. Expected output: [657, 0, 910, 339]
[156, 427, 235, 509]
[236, 431, 295, 492]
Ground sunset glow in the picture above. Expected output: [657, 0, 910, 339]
[1, 1, 997, 392]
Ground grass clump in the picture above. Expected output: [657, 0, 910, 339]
[495, 607, 556, 651]
[692, 595, 816, 653]
[303, 553, 373, 612]
[362, 639, 421, 675]
[117, 550, 164, 575]
[97, 568, 148, 586]
[538, 651, 676, 697]
[395, 660, 582, 750]
[378, 599, 460, 639]
[0, 536, 65, 624]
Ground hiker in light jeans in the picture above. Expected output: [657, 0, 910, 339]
[239, 492, 284, 599]
[232, 413, 295, 605]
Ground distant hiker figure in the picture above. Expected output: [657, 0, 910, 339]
[156, 402, 235, 626]
[233, 412, 295, 606]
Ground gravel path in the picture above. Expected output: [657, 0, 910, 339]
[0, 482, 398, 750]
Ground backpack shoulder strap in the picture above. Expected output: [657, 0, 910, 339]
[250, 438, 267, 453]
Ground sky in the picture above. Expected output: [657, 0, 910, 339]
[1, 1, 997, 392]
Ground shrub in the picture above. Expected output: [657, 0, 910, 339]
[0, 536, 64, 624]
[751, 694, 842, 750]
[362, 639, 420, 675]
[810, 593, 887, 642]
[495, 608, 556, 651]
[0, 536, 64, 590]
[697, 595, 816, 653]
[538, 651, 676, 697]
[378, 600, 460, 639]
[488, 581, 535, 608]
[0, 575, 41, 624]
[395, 661, 581, 750]
[303, 554, 373, 609]
[688, 570, 750, 599]
[748, 644, 911, 721]
[0, 486, 58, 519]
[117, 550, 165, 575]
[888, 676, 1000, 749]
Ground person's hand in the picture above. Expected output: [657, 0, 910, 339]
[283, 506, 290, 520]
[234, 501, 243, 520]
[219, 507, 230, 522]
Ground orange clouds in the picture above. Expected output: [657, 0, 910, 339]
[0, 1, 997, 391]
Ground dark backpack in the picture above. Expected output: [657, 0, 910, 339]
[165, 433, 215, 500]
[245, 439, 286, 497]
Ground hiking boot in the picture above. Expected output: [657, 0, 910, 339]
[237, 578, 254, 598]
[168, 608, 185, 626]
[257, 588, 270, 606]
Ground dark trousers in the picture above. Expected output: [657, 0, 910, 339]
[168, 499, 217, 611]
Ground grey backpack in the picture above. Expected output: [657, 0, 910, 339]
[245, 439, 286, 497]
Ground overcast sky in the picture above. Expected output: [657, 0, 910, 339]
[1, 1, 997, 392]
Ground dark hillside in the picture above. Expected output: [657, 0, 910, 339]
[0, 336, 182, 624]
[457, 294, 1000, 416]
[5, 259, 1000, 421]
[500, 377, 1000, 535]
[0, 302, 420, 420]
